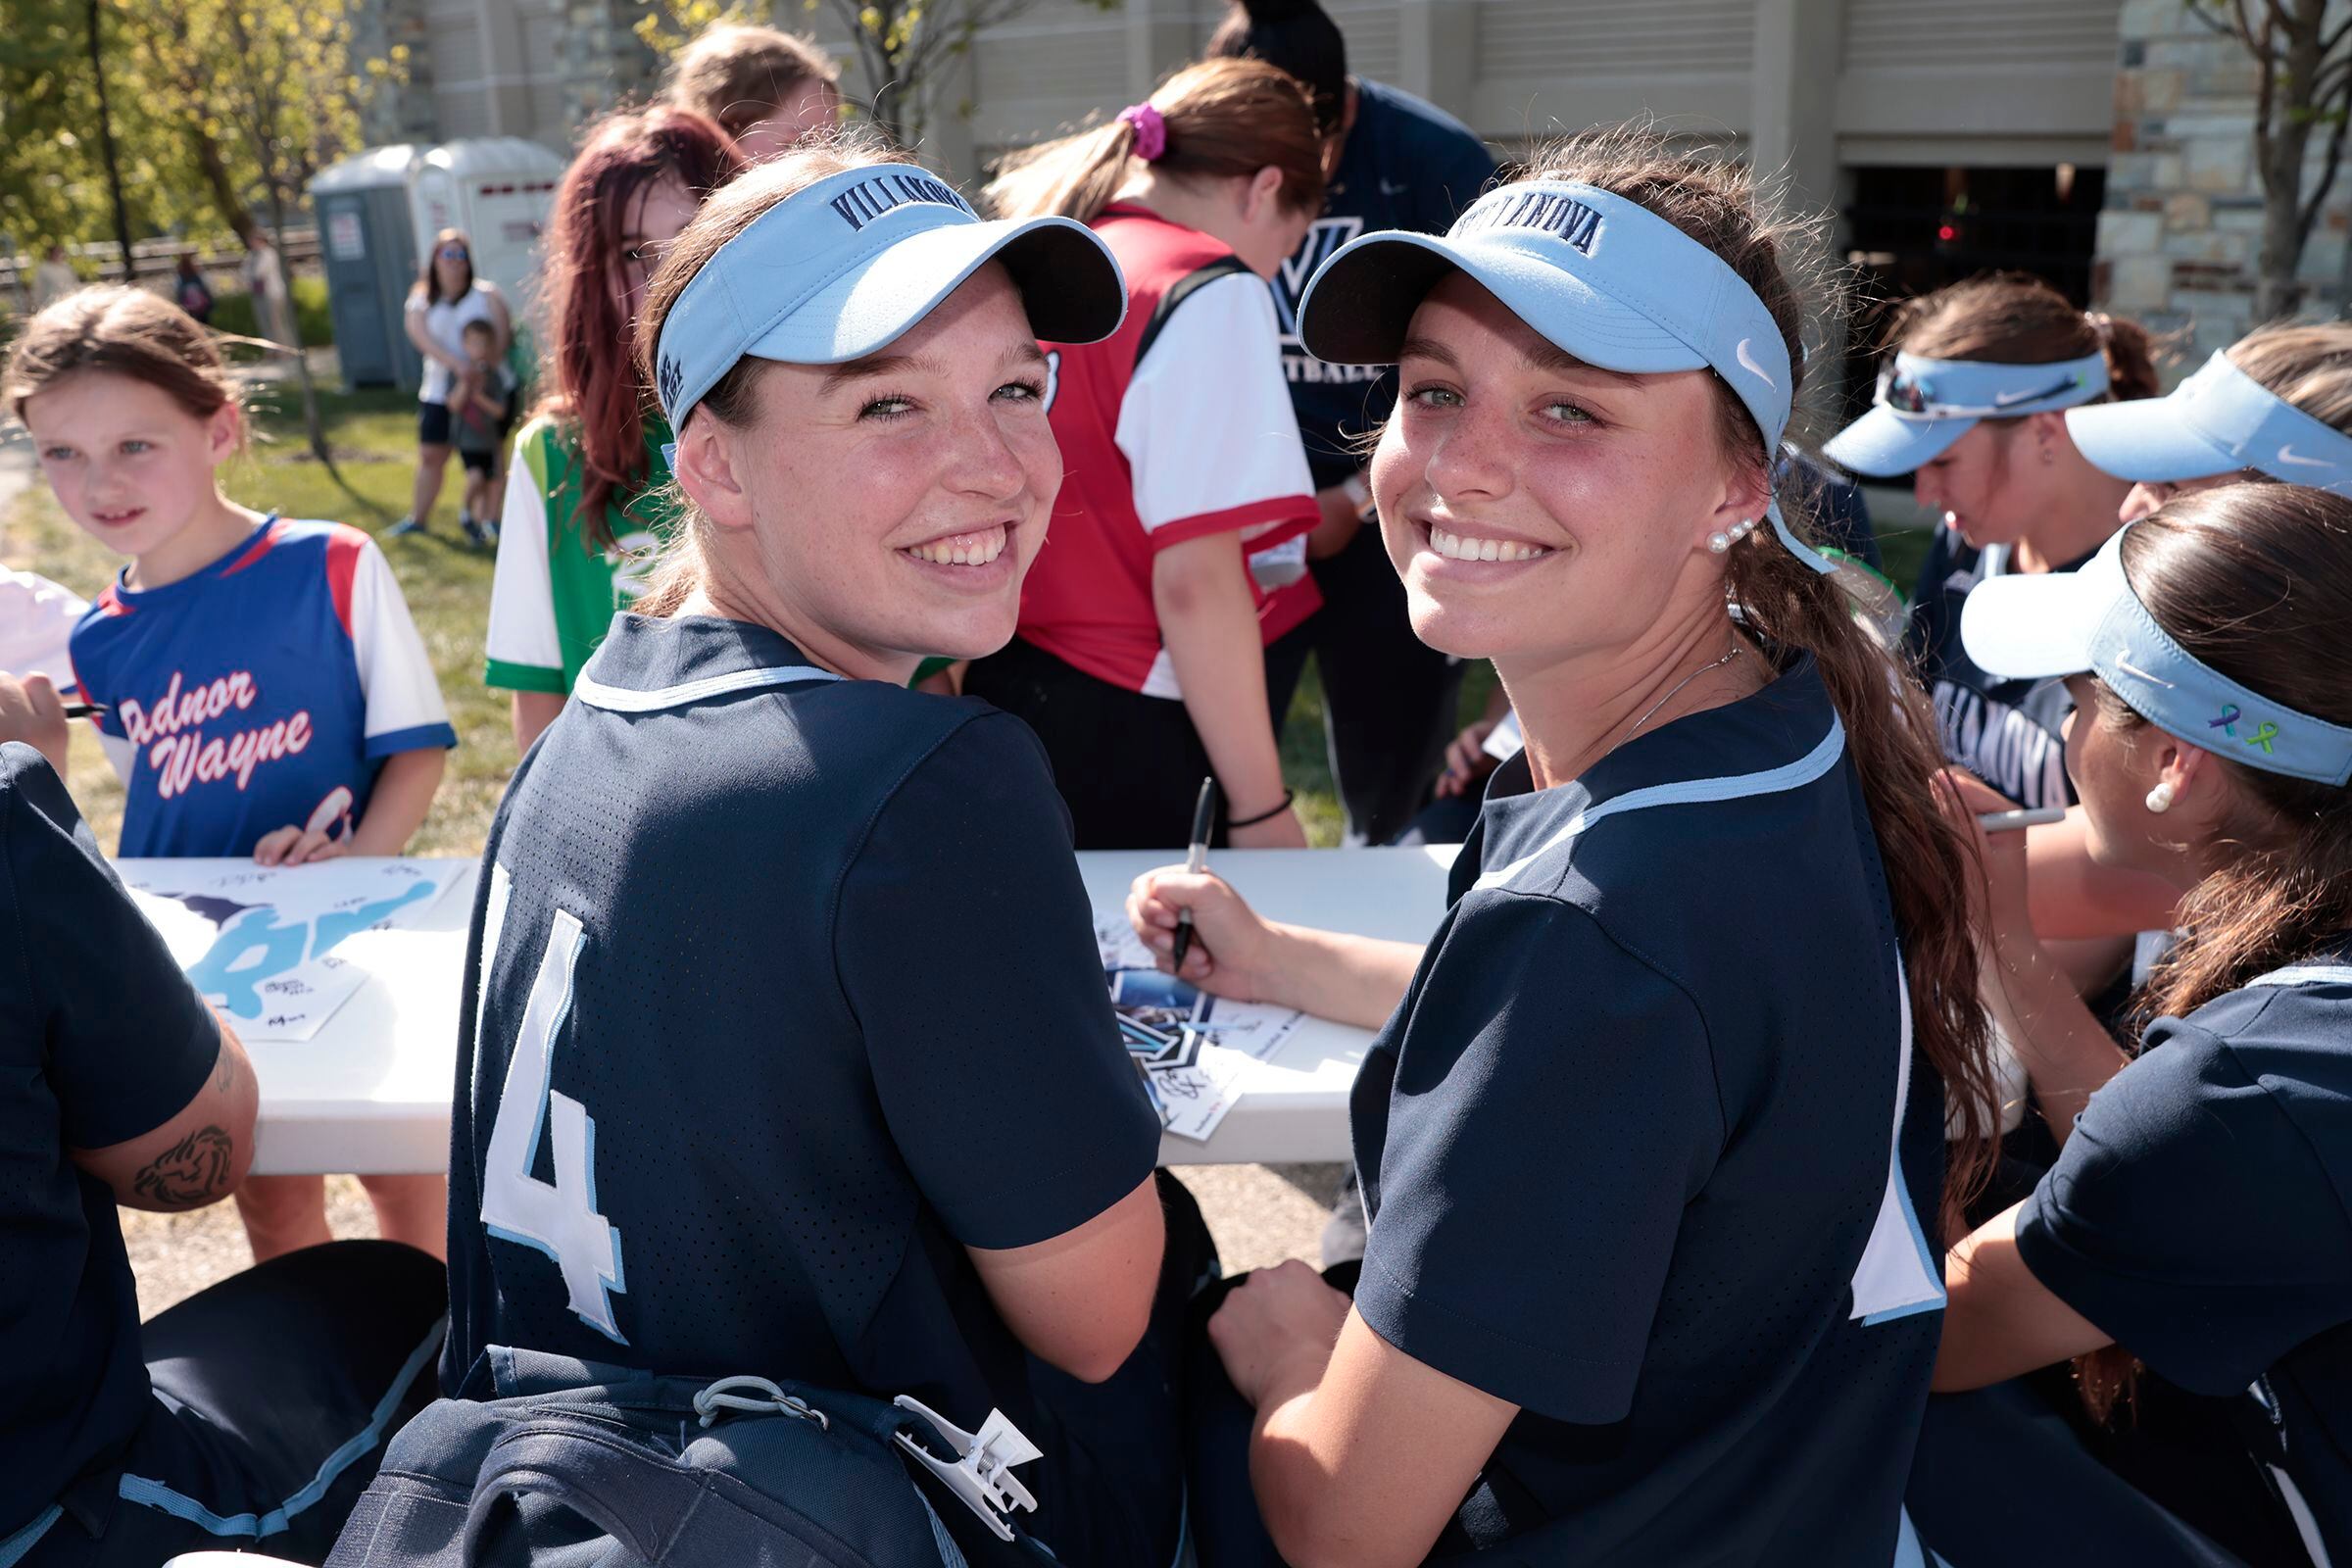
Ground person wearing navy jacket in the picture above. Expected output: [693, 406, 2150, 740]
[1127, 130, 2002, 1565]
[1205, 0, 1498, 847]
[1917, 482, 2352, 1568]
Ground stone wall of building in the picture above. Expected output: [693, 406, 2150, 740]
[2099, 0, 2352, 361]
[558, 0, 665, 131]
[351, 0, 441, 150]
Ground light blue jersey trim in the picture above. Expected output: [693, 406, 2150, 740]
[571, 663, 841, 713]
[116, 1315, 446, 1540]
[1472, 713, 1846, 891]
[2249, 964, 2352, 989]
[0, 1506, 61, 1568]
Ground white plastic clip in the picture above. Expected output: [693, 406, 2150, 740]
[891, 1396, 1043, 1542]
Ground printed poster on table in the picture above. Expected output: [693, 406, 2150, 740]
[123, 858, 468, 1042]
[1097, 913, 1305, 1141]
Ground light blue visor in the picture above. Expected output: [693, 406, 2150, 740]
[1825, 350, 2111, 476]
[1295, 180, 1838, 573]
[1960, 526, 2352, 785]
[2067, 349, 2352, 494]
[651, 164, 1127, 432]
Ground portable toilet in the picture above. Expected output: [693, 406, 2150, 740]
[310, 144, 424, 391]
[407, 138, 567, 327]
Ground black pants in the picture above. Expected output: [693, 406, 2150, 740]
[1308, 529, 1464, 848]
[1019, 1169, 1222, 1568]
[965, 637, 1309, 852]
[1181, 1260, 1365, 1568]
[19, 1241, 447, 1567]
[1907, 1378, 2304, 1568]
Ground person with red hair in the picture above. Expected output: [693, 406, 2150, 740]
[484, 105, 744, 751]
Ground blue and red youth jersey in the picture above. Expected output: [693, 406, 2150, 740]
[69, 516, 456, 858]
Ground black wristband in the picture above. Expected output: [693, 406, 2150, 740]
[1226, 790, 1295, 830]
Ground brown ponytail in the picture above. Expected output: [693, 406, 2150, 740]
[984, 57, 1323, 225]
[1523, 129, 2000, 1238]
[1886, 272, 2162, 402]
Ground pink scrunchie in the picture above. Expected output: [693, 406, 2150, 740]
[1118, 102, 1168, 162]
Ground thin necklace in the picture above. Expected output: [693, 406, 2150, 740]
[1621, 642, 1742, 746]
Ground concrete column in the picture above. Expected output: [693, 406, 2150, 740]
[475, 0, 533, 137]
[1127, 0, 1196, 101]
[1396, 0, 1477, 119]
[353, 0, 439, 147]
[1749, 0, 1843, 223]
[924, 37, 982, 183]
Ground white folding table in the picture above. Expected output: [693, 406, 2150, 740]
[120, 845, 1454, 1175]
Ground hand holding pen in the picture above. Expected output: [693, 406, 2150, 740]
[1170, 777, 1216, 973]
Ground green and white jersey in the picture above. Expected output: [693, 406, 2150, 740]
[484, 415, 682, 694]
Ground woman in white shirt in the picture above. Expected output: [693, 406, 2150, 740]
[393, 228, 512, 543]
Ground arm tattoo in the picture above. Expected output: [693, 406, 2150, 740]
[131, 1126, 235, 1205]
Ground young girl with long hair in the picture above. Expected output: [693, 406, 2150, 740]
[972, 58, 1325, 849]
[1129, 130, 1998, 1563]
[393, 227, 513, 542]
[482, 105, 743, 752]
[1916, 484, 2352, 1568]
[8, 284, 457, 1265]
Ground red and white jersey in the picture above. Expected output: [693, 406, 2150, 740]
[1025, 206, 1319, 699]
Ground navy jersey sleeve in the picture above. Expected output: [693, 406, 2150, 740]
[2014, 1020, 2352, 1396]
[1357, 893, 1723, 1423]
[835, 711, 1159, 1252]
[0, 743, 219, 1149]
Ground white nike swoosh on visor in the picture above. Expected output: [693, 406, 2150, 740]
[1990, 386, 2051, 407]
[1735, 337, 1776, 390]
[2276, 444, 2331, 467]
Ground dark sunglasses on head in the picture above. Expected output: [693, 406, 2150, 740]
[1877, 364, 2083, 419]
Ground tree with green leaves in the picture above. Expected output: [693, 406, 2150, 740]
[639, 0, 1116, 154]
[2187, 0, 2352, 318]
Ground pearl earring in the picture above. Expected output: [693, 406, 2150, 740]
[2144, 779, 2177, 814]
[1731, 518, 1756, 541]
[1708, 531, 1731, 554]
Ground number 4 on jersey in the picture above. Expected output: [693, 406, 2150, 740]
[475, 863, 627, 1342]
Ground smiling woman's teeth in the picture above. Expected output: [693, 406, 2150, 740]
[906, 528, 1006, 565]
[1429, 526, 1550, 563]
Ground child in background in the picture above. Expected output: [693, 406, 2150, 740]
[6, 284, 457, 1263]
[486, 105, 743, 752]
[453, 318, 514, 543]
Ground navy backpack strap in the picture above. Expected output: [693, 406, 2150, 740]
[459, 1419, 973, 1568]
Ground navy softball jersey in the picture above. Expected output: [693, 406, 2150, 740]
[1351, 657, 1950, 1563]
[2016, 948, 2352, 1564]
[442, 615, 1165, 1542]
[1905, 527, 2091, 808]
[1272, 78, 1496, 487]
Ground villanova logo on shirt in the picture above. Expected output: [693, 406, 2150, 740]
[1456, 190, 1604, 255]
[1274, 217, 1364, 339]
[828, 171, 976, 232]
